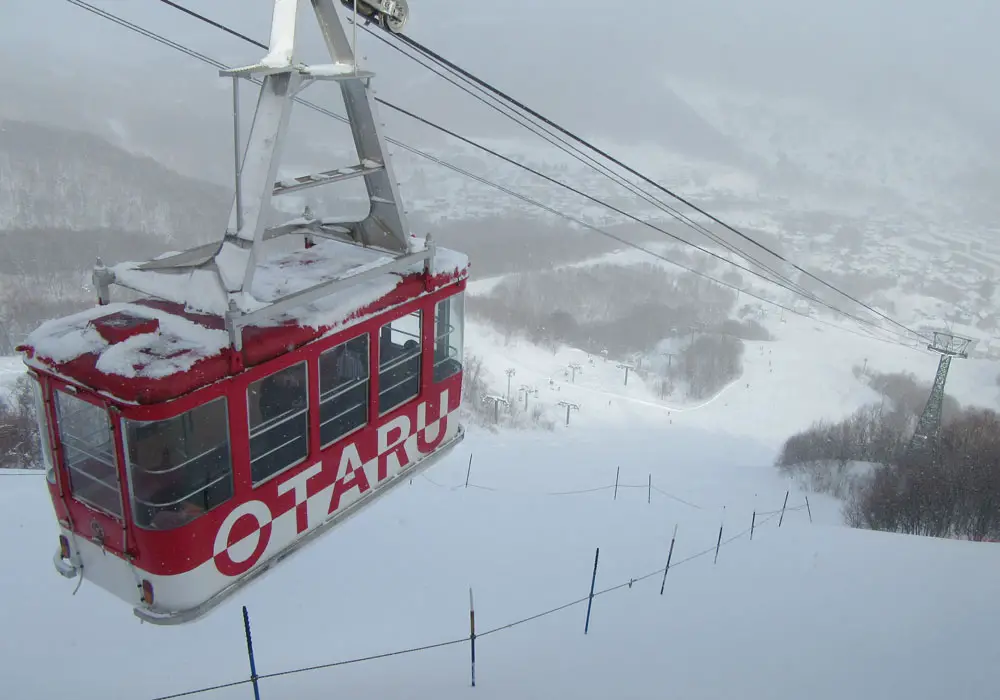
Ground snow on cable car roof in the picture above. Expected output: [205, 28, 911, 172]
[24, 301, 229, 381]
[111, 236, 468, 319]
[20, 237, 468, 404]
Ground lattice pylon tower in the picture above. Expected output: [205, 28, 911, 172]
[907, 330, 975, 453]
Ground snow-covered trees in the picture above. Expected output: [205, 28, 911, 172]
[468, 262, 737, 356]
[844, 408, 1000, 540]
[678, 334, 744, 400]
[0, 120, 227, 239]
[778, 368, 1000, 540]
[0, 376, 40, 470]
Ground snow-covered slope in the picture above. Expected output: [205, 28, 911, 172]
[2, 426, 998, 699]
[461, 307, 1000, 449]
[2, 299, 999, 699]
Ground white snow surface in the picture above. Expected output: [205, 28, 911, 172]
[110, 238, 469, 321]
[22, 302, 229, 380]
[3, 300, 1000, 698]
[2, 424, 999, 699]
[303, 63, 356, 77]
[262, 0, 299, 68]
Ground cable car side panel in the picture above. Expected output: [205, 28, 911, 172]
[44, 380, 463, 625]
[137, 377, 463, 623]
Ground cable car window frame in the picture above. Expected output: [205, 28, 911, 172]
[247, 360, 310, 487]
[29, 376, 55, 479]
[53, 389, 123, 519]
[318, 334, 370, 449]
[433, 292, 465, 383]
[378, 310, 423, 416]
[122, 396, 234, 531]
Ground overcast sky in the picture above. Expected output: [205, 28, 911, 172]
[2, 0, 997, 180]
[5, 1, 996, 106]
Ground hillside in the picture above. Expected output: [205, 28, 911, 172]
[0, 119, 229, 242]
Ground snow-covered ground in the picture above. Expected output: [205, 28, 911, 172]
[463, 311, 1000, 449]
[2, 294, 1000, 699]
[3, 425, 999, 699]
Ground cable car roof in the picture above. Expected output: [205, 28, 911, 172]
[19, 236, 468, 405]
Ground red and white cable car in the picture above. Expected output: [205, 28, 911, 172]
[17, 0, 467, 624]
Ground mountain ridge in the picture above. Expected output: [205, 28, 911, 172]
[0, 118, 229, 243]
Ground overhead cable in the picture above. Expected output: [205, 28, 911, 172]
[64, 0, 920, 349]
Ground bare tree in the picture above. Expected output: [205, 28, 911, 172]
[679, 335, 744, 399]
[846, 407, 1000, 540]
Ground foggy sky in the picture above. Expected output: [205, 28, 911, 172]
[2, 1, 997, 185]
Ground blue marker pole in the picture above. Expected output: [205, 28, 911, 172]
[242, 606, 262, 700]
[584, 547, 600, 634]
[469, 588, 477, 687]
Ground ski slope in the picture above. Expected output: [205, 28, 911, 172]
[2, 304, 999, 699]
[2, 429, 999, 700]
[462, 310, 1000, 448]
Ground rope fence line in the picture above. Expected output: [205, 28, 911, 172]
[421, 471, 706, 508]
[255, 637, 469, 682]
[460, 480, 802, 515]
[150, 496, 805, 700]
[650, 485, 704, 509]
[151, 638, 470, 700]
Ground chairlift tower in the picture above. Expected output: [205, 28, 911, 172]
[617, 362, 635, 386]
[568, 362, 582, 382]
[908, 331, 975, 453]
[557, 401, 580, 426]
[519, 384, 536, 411]
[504, 367, 517, 402]
[483, 395, 509, 424]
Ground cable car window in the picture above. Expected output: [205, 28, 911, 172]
[378, 310, 422, 415]
[125, 397, 233, 531]
[319, 334, 369, 447]
[247, 362, 309, 485]
[54, 391, 122, 518]
[433, 292, 465, 382]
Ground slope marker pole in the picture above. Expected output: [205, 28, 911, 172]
[242, 606, 262, 700]
[713, 522, 724, 564]
[584, 547, 600, 634]
[659, 525, 677, 595]
[469, 588, 476, 687]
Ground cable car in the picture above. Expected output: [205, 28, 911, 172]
[16, 0, 467, 625]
